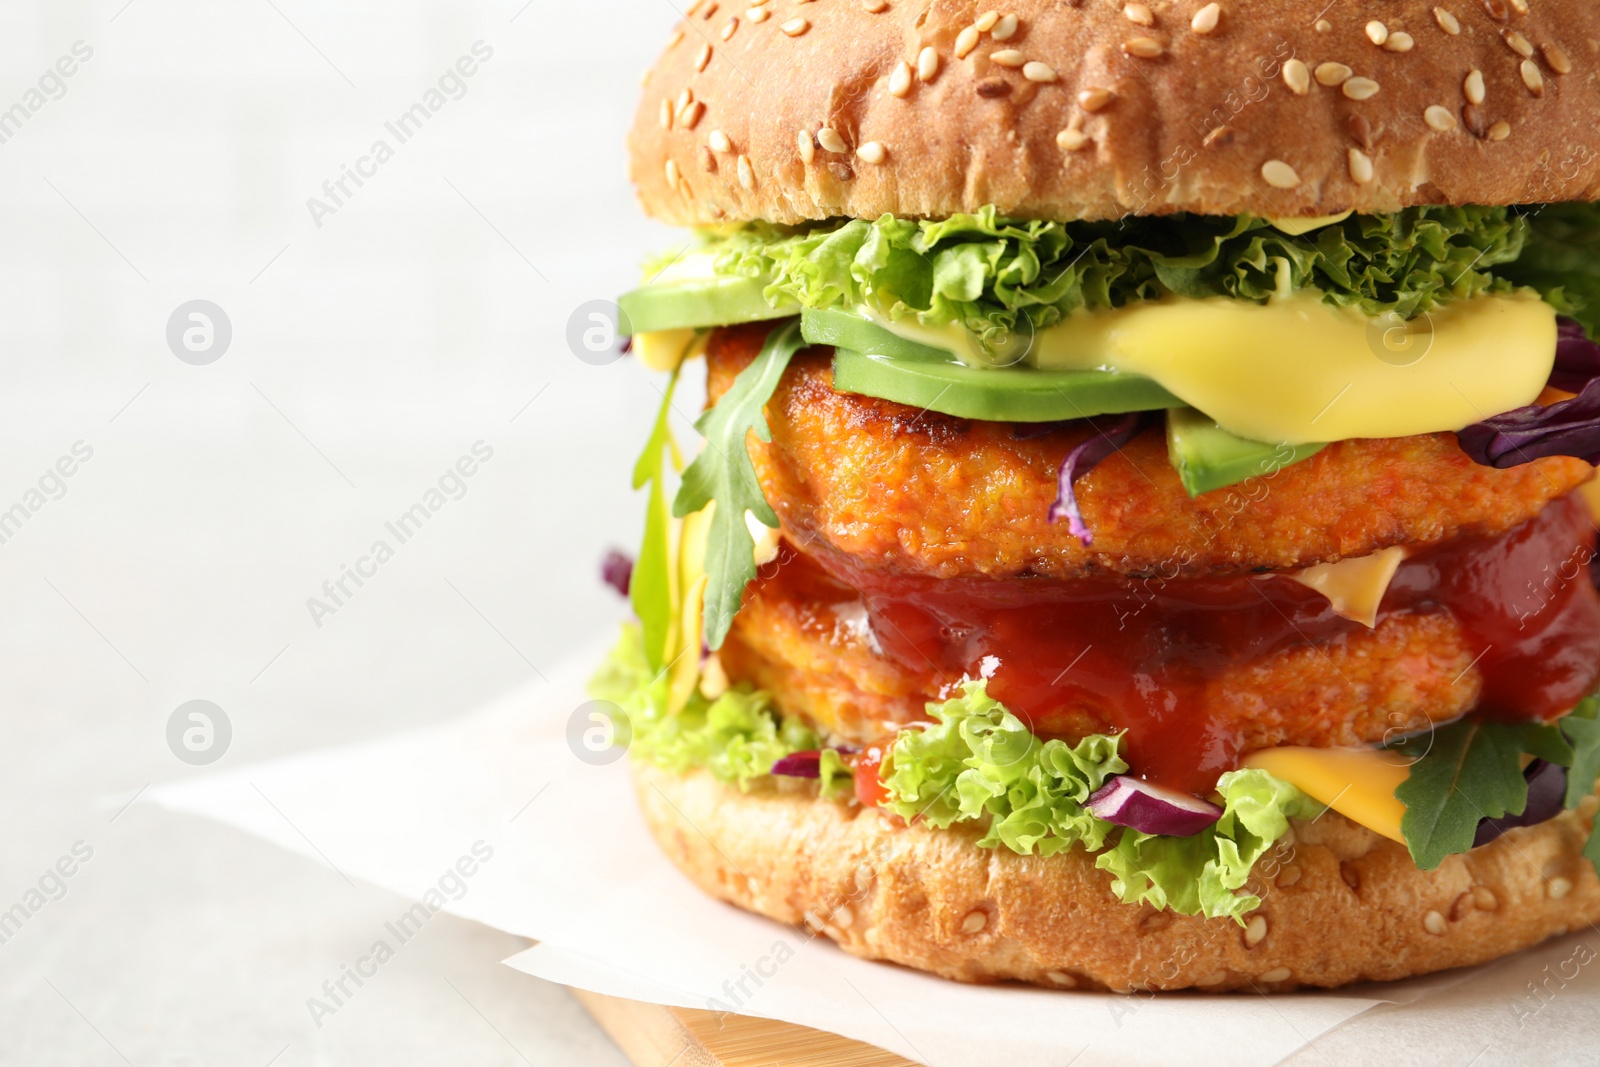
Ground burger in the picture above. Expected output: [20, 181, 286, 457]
[591, 0, 1600, 992]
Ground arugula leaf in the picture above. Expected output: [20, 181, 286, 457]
[672, 321, 805, 649]
[709, 206, 1529, 345]
[1397, 719, 1572, 870]
[631, 371, 680, 672]
[1560, 694, 1600, 809]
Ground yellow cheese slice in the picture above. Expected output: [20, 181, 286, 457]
[634, 328, 705, 373]
[1243, 746, 1412, 844]
[1290, 546, 1408, 628]
[1268, 211, 1354, 236]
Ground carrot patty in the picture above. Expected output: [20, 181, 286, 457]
[706, 323, 1594, 581]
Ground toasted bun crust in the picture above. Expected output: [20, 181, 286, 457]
[631, 0, 1600, 225]
[634, 762, 1600, 991]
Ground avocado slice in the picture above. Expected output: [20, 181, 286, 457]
[1166, 407, 1326, 497]
[805, 307, 1182, 423]
[617, 274, 797, 334]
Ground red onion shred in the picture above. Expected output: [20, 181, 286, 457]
[600, 549, 633, 598]
[1047, 413, 1156, 546]
[1086, 775, 1223, 836]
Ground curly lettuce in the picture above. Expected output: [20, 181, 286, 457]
[881, 681, 1317, 922]
[599, 631, 1314, 923]
[707, 206, 1531, 345]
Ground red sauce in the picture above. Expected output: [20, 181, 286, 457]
[853, 745, 891, 808]
[767, 494, 1600, 797]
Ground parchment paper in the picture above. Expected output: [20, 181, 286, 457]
[147, 642, 1600, 1067]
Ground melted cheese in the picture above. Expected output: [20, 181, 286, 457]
[1291, 546, 1408, 628]
[634, 328, 705, 372]
[1244, 746, 1411, 844]
[1268, 211, 1353, 236]
[871, 292, 1556, 446]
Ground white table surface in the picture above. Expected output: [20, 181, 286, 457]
[0, 1, 684, 1062]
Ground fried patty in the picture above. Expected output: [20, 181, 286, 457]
[706, 323, 1594, 580]
[720, 549, 1484, 751]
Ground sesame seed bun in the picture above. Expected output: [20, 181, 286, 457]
[631, 0, 1600, 226]
[633, 761, 1600, 992]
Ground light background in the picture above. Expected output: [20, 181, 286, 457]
[0, 0, 691, 1062]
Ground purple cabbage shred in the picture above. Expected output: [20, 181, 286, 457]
[770, 750, 822, 778]
[1047, 412, 1157, 546]
[1457, 318, 1600, 469]
[600, 549, 633, 598]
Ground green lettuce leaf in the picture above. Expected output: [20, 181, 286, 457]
[593, 624, 820, 788]
[1096, 770, 1317, 923]
[1396, 718, 1574, 870]
[630, 370, 680, 672]
[1499, 202, 1600, 339]
[709, 206, 1530, 344]
[673, 321, 805, 650]
[879, 679, 1311, 922]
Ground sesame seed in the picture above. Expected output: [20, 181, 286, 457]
[1282, 58, 1310, 95]
[1521, 58, 1545, 96]
[686, 0, 706, 15]
[1488, 120, 1511, 141]
[780, 16, 808, 36]
[703, 0, 719, 16]
[917, 45, 940, 81]
[675, 88, 693, 114]
[954, 25, 980, 59]
[665, 158, 681, 187]
[1463, 103, 1487, 138]
[1464, 69, 1486, 104]
[748, 6, 769, 22]
[1261, 160, 1301, 189]
[1349, 113, 1375, 150]
[961, 910, 988, 934]
[1244, 914, 1269, 946]
[1385, 31, 1414, 52]
[1023, 60, 1056, 82]
[1504, 30, 1534, 58]
[1348, 147, 1374, 184]
[1544, 43, 1573, 76]
[1197, 971, 1229, 986]
[709, 129, 732, 152]
[1549, 877, 1574, 900]
[668, 28, 686, 49]
[862, 0, 888, 11]
[1315, 18, 1332, 32]
[991, 48, 1025, 67]
[694, 43, 713, 71]
[1259, 967, 1292, 983]
[833, 904, 854, 927]
[889, 60, 913, 96]
[974, 76, 1010, 97]
[857, 140, 887, 164]
[1045, 970, 1077, 988]
[1424, 104, 1457, 131]
[1510, 0, 1529, 11]
[1483, 0, 1508, 19]
[1434, 6, 1461, 34]
[974, 10, 999, 32]
[1343, 76, 1380, 101]
[736, 154, 754, 189]
[699, 145, 716, 171]
[1424, 910, 1447, 935]
[1315, 62, 1353, 86]
[1191, 3, 1221, 35]
[659, 98, 674, 128]
[1124, 3, 1154, 27]
[1276, 864, 1304, 887]
[721, 16, 739, 39]
[1123, 36, 1163, 59]
[679, 99, 705, 128]
[1202, 125, 1233, 147]
[802, 909, 824, 931]
[1472, 885, 1500, 910]
[1078, 86, 1115, 111]
[1057, 126, 1091, 151]
[991, 13, 1018, 41]
[797, 129, 815, 163]
[816, 127, 847, 153]
[1366, 21, 1389, 46]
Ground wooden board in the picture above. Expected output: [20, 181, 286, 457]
[572, 988, 920, 1067]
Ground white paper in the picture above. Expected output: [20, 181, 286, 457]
[149, 642, 1600, 1067]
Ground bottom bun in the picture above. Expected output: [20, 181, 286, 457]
[633, 763, 1600, 992]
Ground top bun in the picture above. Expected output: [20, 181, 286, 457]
[629, 0, 1600, 226]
